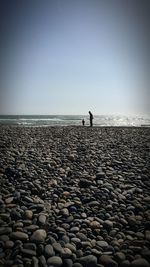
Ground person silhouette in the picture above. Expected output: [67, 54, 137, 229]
[82, 119, 85, 126]
[89, 111, 93, 127]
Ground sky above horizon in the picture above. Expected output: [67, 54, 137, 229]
[0, 0, 149, 115]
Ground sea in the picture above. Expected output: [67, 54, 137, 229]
[0, 115, 149, 127]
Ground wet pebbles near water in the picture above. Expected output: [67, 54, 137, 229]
[0, 125, 150, 267]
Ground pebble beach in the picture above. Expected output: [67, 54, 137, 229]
[0, 125, 150, 267]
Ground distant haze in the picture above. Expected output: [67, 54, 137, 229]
[0, 0, 149, 115]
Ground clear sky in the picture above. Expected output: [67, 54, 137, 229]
[0, 0, 149, 115]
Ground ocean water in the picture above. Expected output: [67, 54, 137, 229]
[0, 115, 149, 127]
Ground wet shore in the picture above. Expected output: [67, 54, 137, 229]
[0, 126, 150, 267]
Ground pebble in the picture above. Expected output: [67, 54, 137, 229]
[63, 258, 73, 267]
[38, 214, 46, 225]
[114, 252, 126, 263]
[30, 229, 47, 243]
[5, 240, 14, 248]
[44, 244, 55, 257]
[10, 231, 29, 241]
[78, 255, 97, 267]
[39, 255, 47, 267]
[47, 256, 63, 266]
[97, 241, 109, 249]
[90, 221, 101, 229]
[145, 230, 150, 241]
[103, 220, 113, 230]
[52, 242, 63, 253]
[61, 247, 73, 258]
[24, 210, 33, 219]
[0, 227, 12, 235]
[21, 248, 37, 256]
[130, 258, 150, 267]
[0, 126, 149, 267]
[24, 243, 37, 250]
[65, 243, 77, 253]
[5, 197, 14, 204]
[99, 255, 118, 267]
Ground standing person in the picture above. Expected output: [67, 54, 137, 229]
[82, 119, 85, 126]
[89, 111, 93, 127]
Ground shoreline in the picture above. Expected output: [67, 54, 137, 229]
[0, 124, 150, 128]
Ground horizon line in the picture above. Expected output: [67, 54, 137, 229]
[0, 113, 149, 117]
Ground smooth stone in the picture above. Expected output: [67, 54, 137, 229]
[38, 214, 46, 225]
[30, 229, 47, 243]
[141, 248, 150, 260]
[63, 258, 73, 267]
[103, 220, 113, 230]
[61, 208, 69, 216]
[114, 252, 126, 263]
[130, 258, 150, 267]
[0, 235, 9, 242]
[57, 226, 67, 234]
[99, 255, 118, 267]
[61, 235, 70, 244]
[96, 172, 105, 180]
[39, 255, 47, 267]
[70, 227, 80, 233]
[63, 201, 74, 208]
[47, 236, 56, 244]
[79, 179, 92, 188]
[24, 243, 37, 250]
[33, 204, 44, 212]
[25, 225, 39, 231]
[37, 243, 44, 254]
[128, 217, 136, 226]
[10, 209, 22, 220]
[145, 230, 150, 241]
[65, 243, 76, 253]
[52, 242, 63, 253]
[5, 240, 14, 248]
[47, 256, 63, 266]
[78, 255, 97, 267]
[76, 233, 87, 241]
[81, 241, 92, 248]
[90, 221, 101, 229]
[66, 215, 74, 223]
[0, 227, 12, 235]
[88, 201, 99, 207]
[120, 260, 130, 267]
[10, 231, 29, 241]
[21, 248, 36, 256]
[5, 197, 14, 204]
[32, 256, 39, 267]
[23, 219, 32, 226]
[24, 210, 33, 219]
[71, 238, 81, 245]
[0, 213, 10, 221]
[81, 213, 87, 219]
[44, 244, 55, 257]
[76, 249, 83, 258]
[68, 154, 76, 161]
[69, 206, 77, 213]
[23, 196, 33, 203]
[91, 248, 102, 256]
[14, 222, 24, 228]
[97, 241, 109, 248]
[61, 247, 73, 258]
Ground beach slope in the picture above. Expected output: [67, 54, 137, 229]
[0, 126, 150, 266]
